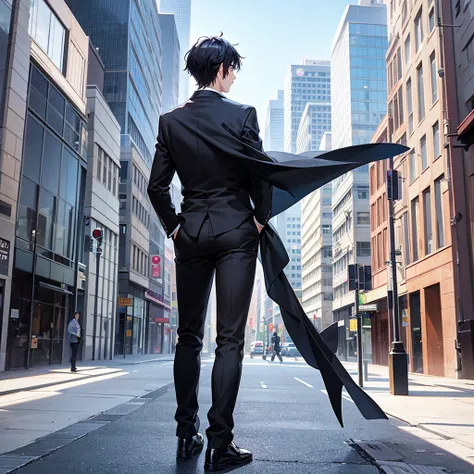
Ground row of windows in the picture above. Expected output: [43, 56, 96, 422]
[333, 189, 352, 217]
[132, 196, 150, 228]
[333, 252, 350, 276]
[133, 164, 148, 196]
[333, 217, 352, 244]
[131, 243, 149, 278]
[392, 53, 438, 135]
[408, 120, 440, 181]
[303, 292, 334, 307]
[96, 145, 119, 196]
[334, 282, 349, 300]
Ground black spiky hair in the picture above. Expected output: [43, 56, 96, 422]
[184, 33, 243, 89]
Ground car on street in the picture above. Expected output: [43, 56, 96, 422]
[285, 342, 301, 359]
[250, 341, 264, 358]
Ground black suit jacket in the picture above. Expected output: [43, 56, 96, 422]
[148, 90, 272, 238]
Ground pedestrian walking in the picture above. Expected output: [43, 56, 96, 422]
[270, 332, 283, 363]
[67, 312, 81, 372]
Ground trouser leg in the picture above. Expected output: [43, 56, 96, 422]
[70, 343, 78, 370]
[206, 243, 258, 449]
[174, 254, 214, 439]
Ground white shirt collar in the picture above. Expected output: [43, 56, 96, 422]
[201, 87, 224, 97]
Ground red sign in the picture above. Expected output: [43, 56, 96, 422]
[151, 255, 161, 278]
[249, 317, 254, 328]
[154, 317, 170, 323]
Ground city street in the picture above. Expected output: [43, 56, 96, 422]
[1, 357, 474, 473]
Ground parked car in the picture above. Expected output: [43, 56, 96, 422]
[286, 343, 301, 358]
[280, 343, 290, 357]
[250, 341, 264, 358]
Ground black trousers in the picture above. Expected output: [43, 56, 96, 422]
[271, 349, 282, 362]
[173, 216, 259, 449]
[70, 342, 79, 370]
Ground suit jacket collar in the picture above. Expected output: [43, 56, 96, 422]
[191, 89, 224, 100]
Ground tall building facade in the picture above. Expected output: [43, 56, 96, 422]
[300, 132, 333, 331]
[284, 60, 331, 154]
[1, 0, 90, 370]
[159, 13, 180, 113]
[67, 0, 167, 356]
[160, 0, 191, 102]
[447, 0, 474, 379]
[264, 90, 284, 151]
[330, 0, 387, 360]
[364, 0, 460, 378]
[296, 102, 332, 155]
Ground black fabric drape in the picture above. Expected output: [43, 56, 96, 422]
[181, 118, 407, 425]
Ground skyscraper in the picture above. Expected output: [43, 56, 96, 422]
[296, 102, 332, 154]
[264, 90, 284, 151]
[300, 132, 333, 331]
[284, 60, 331, 154]
[67, 0, 167, 356]
[160, 0, 191, 103]
[159, 13, 180, 113]
[330, 0, 387, 359]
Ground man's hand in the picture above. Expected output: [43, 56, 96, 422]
[172, 228, 180, 240]
[254, 217, 264, 234]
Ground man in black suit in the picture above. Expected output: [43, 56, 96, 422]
[148, 35, 271, 471]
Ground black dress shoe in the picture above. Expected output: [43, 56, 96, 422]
[176, 432, 204, 459]
[204, 442, 252, 471]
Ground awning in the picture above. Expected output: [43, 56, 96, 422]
[39, 282, 73, 295]
[457, 109, 474, 148]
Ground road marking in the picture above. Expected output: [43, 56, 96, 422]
[260, 382, 267, 389]
[320, 389, 354, 404]
[294, 377, 313, 388]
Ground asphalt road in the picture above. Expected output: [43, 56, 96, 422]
[13, 357, 474, 473]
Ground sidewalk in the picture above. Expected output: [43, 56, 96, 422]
[0, 354, 175, 456]
[343, 361, 474, 456]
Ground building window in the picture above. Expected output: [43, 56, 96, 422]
[102, 151, 107, 185]
[402, 212, 411, 265]
[417, 64, 425, 121]
[423, 187, 433, 255]
[97, 146, 102, 181]
[29, 0, 66, 72]
[455, 0, 461, 17]
[409, 148, 417, 181]
[429, 8, 435, 32]
[415, 9, 424, 52]
[420, 135, 428, 170]
[433, 121, 440, 158]
[430, 52, 438, 103]
[411, 197, 420, 261]
[357, 186, 369, 199]
[404, 34, 411, 66]
[407, 78, 414, 135]
[357, 212, 370, 225]
[108, 157, 112, 192]
[434, 176, 445, 248]
[357, 241, 371, 257]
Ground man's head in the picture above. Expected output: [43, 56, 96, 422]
[185, 34, 243, 93]
[74, 312, 80, 321]
[273, 332, 277, 336]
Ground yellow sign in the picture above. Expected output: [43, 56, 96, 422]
[126, 329, 132, 337]
[118, 297, 133, 307]
[349, 318, 358, 332]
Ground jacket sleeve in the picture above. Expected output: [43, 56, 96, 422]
[147, 115, 179, 237]
[241, 107, 272, 226]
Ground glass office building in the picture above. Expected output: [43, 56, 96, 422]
[66, 0, 162, 169]
[330, 0, 387, 360]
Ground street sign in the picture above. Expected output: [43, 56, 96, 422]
[118, 297, 133, 307]
[359, 304, 377, 312]
[0, 238, 10, 276]
[349, 318, 358, 332]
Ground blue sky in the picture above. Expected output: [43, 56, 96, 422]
[189, 0, 357, 127]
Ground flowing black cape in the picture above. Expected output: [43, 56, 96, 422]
[191, 122, 408, 425]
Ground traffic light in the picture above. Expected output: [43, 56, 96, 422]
[348, 264, 358, 291]
[387, 169, 399, 200]
[84, 234, 93, 252]
[92, 228, 103, 248]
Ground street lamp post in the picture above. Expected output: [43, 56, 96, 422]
[387, 163, 409, 395]
[91, 228, 103, 361]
